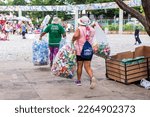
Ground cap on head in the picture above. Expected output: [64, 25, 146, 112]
[52, 17, 61, 24]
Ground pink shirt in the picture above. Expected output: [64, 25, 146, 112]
[74, 26, 95, 55]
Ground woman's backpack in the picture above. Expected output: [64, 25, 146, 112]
[80, 26, 93, 59]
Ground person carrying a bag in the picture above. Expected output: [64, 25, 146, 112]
[40, 17, 66, 67]
[72, 16, 96, 89]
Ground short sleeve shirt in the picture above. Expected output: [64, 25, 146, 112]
[44, 24, 65, 47]
[21, 24, 26, 32]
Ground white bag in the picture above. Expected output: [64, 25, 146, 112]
[93, 22, 108, 45]
[41, 15, 50, 27]
[51, 42, 76, 78]
[140, 79, 150, 90]
[92, 22, 110, 58]
[59, 38, 66, 49]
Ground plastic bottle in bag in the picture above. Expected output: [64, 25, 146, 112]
[59, 38, 66, 49]
[93, 22, 110, 58]
[32, 39, 49, 66]
[51, 42, 76, 78]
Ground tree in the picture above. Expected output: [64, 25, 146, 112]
[114, 0, 150, 36]
[12, 0, 27, 5]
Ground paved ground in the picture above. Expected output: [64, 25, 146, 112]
[0, 33, 150, 100]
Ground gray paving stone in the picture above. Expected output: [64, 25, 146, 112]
[0, 33, 150, 100]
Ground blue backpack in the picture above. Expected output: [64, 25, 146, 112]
[81, 40, 93, 59]
[80, 28, 93, 59]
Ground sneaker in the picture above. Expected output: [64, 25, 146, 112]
[23, 36, 26, 39]
[75, 80, 82, 86]
[90, 77, 96, 89]
[139, 42, 142, 45]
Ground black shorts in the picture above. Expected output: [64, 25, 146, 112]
[76, 55, 92, 61]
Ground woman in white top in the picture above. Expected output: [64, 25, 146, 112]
[4, 22, 10, 40]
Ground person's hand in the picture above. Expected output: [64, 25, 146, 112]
[62, 37, 66, 40]
[72, 40, 74, 44]
[39, 36, 42, 40]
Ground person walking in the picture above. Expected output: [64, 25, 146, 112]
[39, 17, 66, 67]
[4, 22, 10, 40]
[21, 21, 26, 39]
[0, 24, 2, 33]
[134, 27, 142, 45]
[72, 16, 96, 89]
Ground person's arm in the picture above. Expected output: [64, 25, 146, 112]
[62, 33, 66, 38]
[39, 32, 46, 40]
[60, 25, 66, 39]
[39, 24, 50, 40]
[72, 28, 80, 42]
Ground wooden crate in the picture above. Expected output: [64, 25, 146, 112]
[106, 57, 150, 84]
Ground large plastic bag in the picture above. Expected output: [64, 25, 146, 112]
[92, 22, 110, 58]
[41, 15, 50, 28]
[51, 42, 76, 78]
[32, 39, 49, 66]
[59, 38, 66, 49]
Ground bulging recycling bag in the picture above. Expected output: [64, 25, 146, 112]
[92, 22, 110, 58]
[51, 42, 76, 79]
[59, 38, 66, 49]
[32, 39, 49, 65]
[41, 15, 50, 28]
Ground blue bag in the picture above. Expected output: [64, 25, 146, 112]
[81, 40, 93, 59]
[80, 27, 93, 59]
[32, 39, 49, 66]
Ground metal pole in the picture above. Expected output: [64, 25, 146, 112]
[75, 7, 78, 31]
[18, 8, 22, 17]
[119, 8, 123, 34]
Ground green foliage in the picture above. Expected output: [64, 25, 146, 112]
[123, 24, 134, 31]
[105, 23, 145, 31]
[123, 23, 145, 31]
[107, 24, 119, 31]
[12, 0, 27, 5]
[57, 12, 72, 21]
[135, 24, 145, 31]
[91, 9, 119, 19]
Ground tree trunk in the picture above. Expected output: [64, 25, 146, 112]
[114, 0, 150, 36]
[141, 0, 150, 34]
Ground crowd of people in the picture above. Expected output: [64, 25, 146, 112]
[0, 14, 74, 41]
[0, 14, 37, 40]
[0, 21, 34, 40]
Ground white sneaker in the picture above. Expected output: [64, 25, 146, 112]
[140, 79, 150, 89]
[90, 77, 97, 89]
